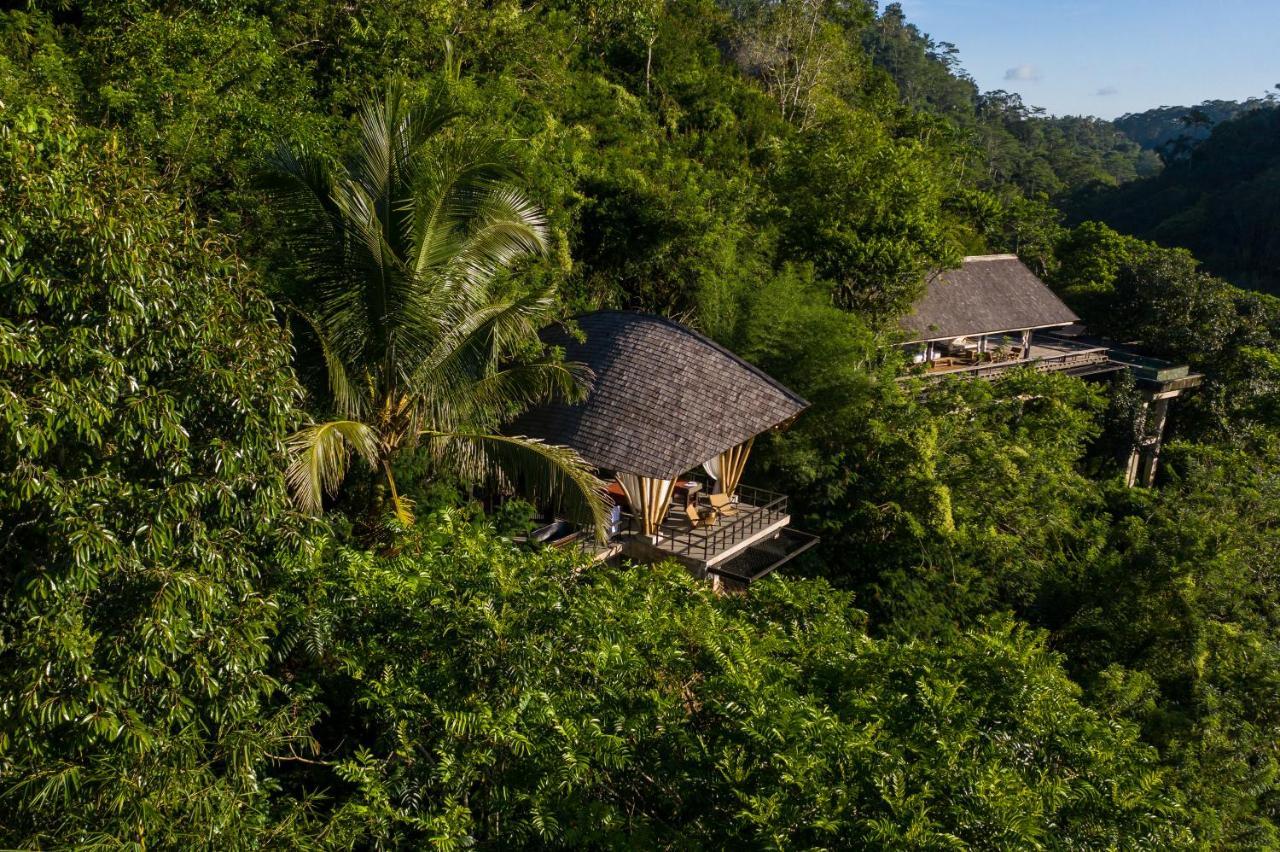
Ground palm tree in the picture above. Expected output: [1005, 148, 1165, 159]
[264, 82, 608, 532]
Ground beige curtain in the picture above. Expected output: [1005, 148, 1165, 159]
[712, 437, 754, 498]
[615, 472, 677, 537]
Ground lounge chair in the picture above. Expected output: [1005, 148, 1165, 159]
[709, 492, 737, 517]
[685, 502, 717, 529]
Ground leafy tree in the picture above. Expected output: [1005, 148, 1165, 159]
[725, 270, 1109, 630]
[1060, 443, 1280, 847]
[1052, 221, 1280, 445]
[0, 98, 315, 846]
[11, 1, 1280, 845]
[279, 510, 1189, 848]
[1113, 97, 1273, 155]
[265, 83, 608, 529]
[1069, 105, 1280, 295]
[862, 2, 977, 116]
[774, 110, 961, 320]
[726, 0, 870, 129]
[864, 5, 1160, 199]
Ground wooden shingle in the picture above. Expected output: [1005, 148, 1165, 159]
[510, 312, 808, 479]
[901, 255, 1079, 343]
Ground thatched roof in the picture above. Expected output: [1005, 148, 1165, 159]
[510, 312, 808, 480]
[901, 255, 1079, 343]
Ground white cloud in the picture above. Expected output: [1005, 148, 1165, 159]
[1095, 86, 1119, 96]
[1004, 64, 1042, 83]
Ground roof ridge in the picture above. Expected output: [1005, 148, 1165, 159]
[517, 310, 811, 478]
[961, 254, 1019, 262]
[572, 310, 810, 410]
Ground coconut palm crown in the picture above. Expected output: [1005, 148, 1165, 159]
[265, 82, 608, 532]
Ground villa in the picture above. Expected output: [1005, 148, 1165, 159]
[901, 253, 1203, 486]
[514, 311, 818, 588]
[901, 254, 1117, 379]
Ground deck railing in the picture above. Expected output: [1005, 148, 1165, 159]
[614, 482, 789, 564]
[913, 338, 1110, 382]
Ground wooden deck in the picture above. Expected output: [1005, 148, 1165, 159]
[916, 338, 1111, 381]
[613, 489, 792, 569]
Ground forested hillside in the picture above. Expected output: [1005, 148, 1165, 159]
[1070, 104, 1280, 294]
[4, 1, 1280, 848]
[864, 3, 1162, 196]
[1114, 95, 1278, 157]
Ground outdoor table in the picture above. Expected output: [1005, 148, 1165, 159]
[673, 479, 701, 508]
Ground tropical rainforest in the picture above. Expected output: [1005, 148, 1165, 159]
[3, 1, 1280, 848]
[1070, 100, 1280, 295]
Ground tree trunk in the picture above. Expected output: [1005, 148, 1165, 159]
[645, 37, 655, 94]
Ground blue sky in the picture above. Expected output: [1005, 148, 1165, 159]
[895, 0, 1280, 118]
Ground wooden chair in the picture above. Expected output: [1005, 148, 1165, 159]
[685, 502, 717, 529]
[709, 492, 737, 517]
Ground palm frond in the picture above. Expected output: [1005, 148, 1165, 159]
[260, 143, 337, 230]
[411, 286, 559, 388]
[471, 361, 593, 416]
[423, 431, 610, 539]
[268, 81, 589, 529]
[289, 308, 365, 419]
[411, 136, 530, 287]
[417, 360, 591, 437]
[349, 85, 398, 207]
[405, 288, 570, 437]
[286, 420, 382, 515]
[335, 85, 469, 391]
[259, 143, 347, 297]
[450, 185, 549, 283]
[329, 178, 396, 357]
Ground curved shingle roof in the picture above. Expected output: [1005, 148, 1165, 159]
[901, 255, 1079, 343]
[510, 311, 808, 480]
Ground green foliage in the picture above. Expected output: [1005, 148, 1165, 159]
[0, 100, 315, 845]
[281, 511, 1188, 848]
[8, 0, 1280, 846]
[723, 254, 1280, 846]
[265, 83, 608, 530]
[18, 2, 326, 239]
[1051, 221, 1280, 444]
[1059, 443, 1280, 847]
[1070, 105, 1280, 295]
[725, 272, 1109, 629]
[865, 4, 1162, 199]
[862, 2, 978, 119]
[774, 112, 961, 319]
[1113, 97, 1277, 156]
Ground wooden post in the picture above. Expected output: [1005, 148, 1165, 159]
[1123, 446, 1142, 488]
[1138, 397, 1171, 487]
[1021, 329, 1032, 360]
[1124, 392, 1176, 487]
[716, 437, 754, 500]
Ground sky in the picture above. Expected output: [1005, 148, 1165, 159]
[894, 0, 1280, 118]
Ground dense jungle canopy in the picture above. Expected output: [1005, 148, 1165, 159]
[3, 1, 1280, 847]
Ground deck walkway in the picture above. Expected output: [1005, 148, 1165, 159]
[918, 337, 1112, 380]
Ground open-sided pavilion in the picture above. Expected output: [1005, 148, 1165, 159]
[514, 311, 818, 585]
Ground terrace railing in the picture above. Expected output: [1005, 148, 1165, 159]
[614, 482, 790, 564]
[913, 337, 1111, 382]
